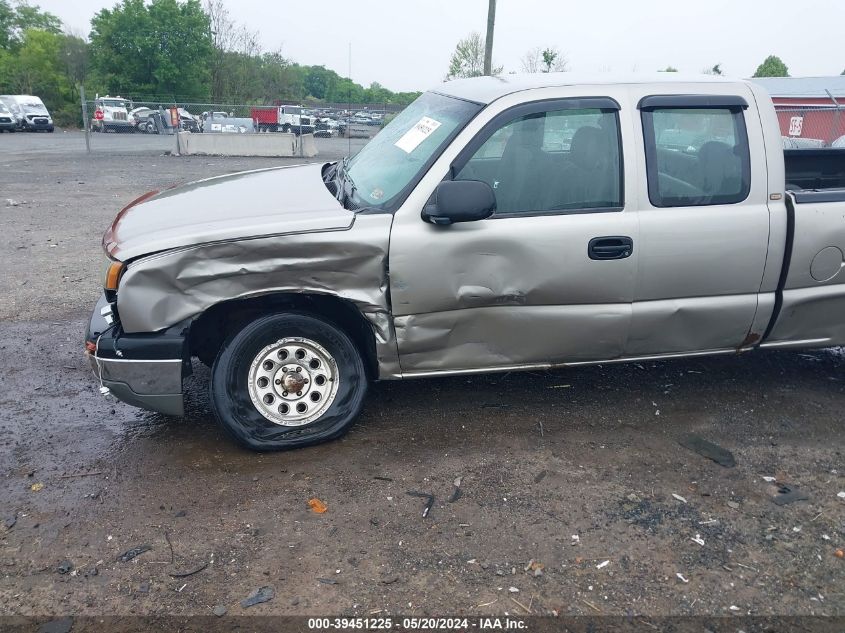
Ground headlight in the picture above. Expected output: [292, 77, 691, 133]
[104, 260, 125, 291]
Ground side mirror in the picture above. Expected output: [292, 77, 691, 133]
[422, 180, 496, 226]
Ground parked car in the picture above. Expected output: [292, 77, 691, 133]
[0, 95, 53, 132]
[85, 73, 845, 451]
[314, 116, 340, 137]
[91, 95, 133, 133]
[0, 99, 17, 132]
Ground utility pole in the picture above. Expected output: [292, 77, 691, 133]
[484, 0, 496, 76]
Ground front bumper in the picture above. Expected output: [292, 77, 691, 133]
[24, 119, 53, 131]
[85, 293, 191, 416]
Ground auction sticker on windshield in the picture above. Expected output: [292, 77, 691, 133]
[394, 116, 442, 153]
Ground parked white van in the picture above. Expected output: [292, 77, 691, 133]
[0, 95, 53, 132]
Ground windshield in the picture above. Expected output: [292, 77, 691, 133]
[101, 99, 126, 108]
[22, 103, 47, 114]
[344, 92, 481, 210]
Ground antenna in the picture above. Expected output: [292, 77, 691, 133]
[348, 41, 352, 157]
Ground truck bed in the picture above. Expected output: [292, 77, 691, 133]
[784, 148, 845, 194]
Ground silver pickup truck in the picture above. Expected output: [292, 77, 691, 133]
[86, 73, 845, 450]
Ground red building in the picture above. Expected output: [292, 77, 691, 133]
[751, 76, 845, 146]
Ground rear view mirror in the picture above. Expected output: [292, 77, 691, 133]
[422, 180, 496, 225]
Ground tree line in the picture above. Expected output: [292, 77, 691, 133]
[0, 0, 422, 127]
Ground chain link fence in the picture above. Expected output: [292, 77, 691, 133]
[77, 90, 403, 154]
[775, 105, 845, 148]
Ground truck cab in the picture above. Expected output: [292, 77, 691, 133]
[85, 73, 845, 451]
[92, 95, 133, 133]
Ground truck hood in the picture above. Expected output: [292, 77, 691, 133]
[104, 162, 352, 261]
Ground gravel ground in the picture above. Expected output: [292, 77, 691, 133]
[0, 134, 843, 624]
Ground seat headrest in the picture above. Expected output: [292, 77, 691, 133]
[570, 126, 609, 170]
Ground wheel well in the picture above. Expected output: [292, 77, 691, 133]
[189, 293, 379, 379]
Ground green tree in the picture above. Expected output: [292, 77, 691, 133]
[60, 33, 89, 90]
[752, 55, 789, 78]
[0, 0, 15, 49]
[89, 0, 213, 99]
[8, 28, 63, 94]
[303, 65, 337, 100]
[703, 63, 722, 75]
[541, 47, 567, 72]
[446, 32, 501, 80]
[1, 0, 61, 50]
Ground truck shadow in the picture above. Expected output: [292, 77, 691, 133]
[140, 347, 845, 460]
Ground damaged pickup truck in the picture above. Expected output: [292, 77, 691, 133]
[86, 74, 845, 450]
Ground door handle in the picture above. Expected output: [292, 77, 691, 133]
[588, 236, 633, 260]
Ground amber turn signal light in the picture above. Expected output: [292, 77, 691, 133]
[104, 261, 125, 290]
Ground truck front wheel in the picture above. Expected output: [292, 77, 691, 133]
[210, 313, 368, 451]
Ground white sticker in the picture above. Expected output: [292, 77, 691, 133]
[394, 116, 442, 153]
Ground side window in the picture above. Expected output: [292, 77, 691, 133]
[454, 106, 623, 215]
[641, 105, 751, 207]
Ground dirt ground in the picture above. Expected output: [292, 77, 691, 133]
[0, 136, 843, 624]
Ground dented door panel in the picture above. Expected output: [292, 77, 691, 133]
[388, 85, 639, 374]
[395, 303, 631, 374]
[389, 209, 638, 372]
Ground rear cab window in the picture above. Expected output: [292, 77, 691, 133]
[639, 95, 751, 207]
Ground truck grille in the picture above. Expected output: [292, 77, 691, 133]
[0, 117, 10, 123]
[113, 112, 127, 121]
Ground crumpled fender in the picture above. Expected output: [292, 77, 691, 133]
[116, 214, 400, 378]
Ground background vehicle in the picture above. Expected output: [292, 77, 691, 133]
[201, 111, 254, 133]
[314, 116, 341, 137]
[0, 97, 23, 130]
[148, 107, 199, 133]
[129, 106, 156, 132]
[0, 100, 16, 132]
[91, 95, 133, 133]
[1, 95, 53, 132]
[251, 105, 314, 134]
[86, 74, 845, 451]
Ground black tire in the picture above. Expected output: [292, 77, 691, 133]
[282, 124, 291, 133]
[210, 312, 368, 451]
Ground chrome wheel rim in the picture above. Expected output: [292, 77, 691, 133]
[247, 337, 339, 426]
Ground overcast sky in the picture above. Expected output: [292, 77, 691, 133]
[40, 0, 845, 93]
